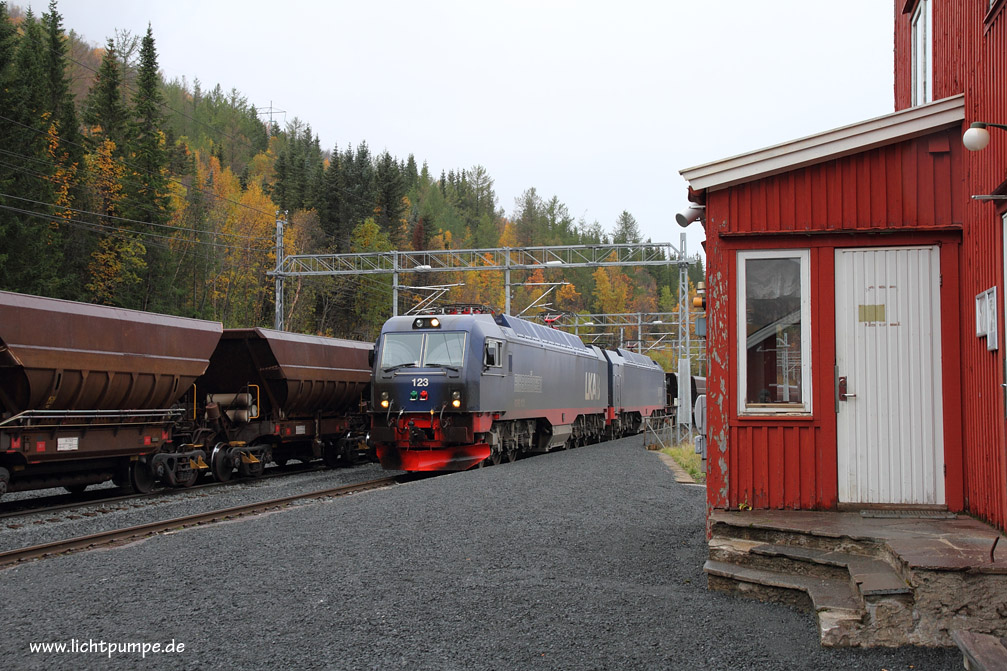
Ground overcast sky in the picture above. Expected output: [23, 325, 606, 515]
[50, 0, 895, 258]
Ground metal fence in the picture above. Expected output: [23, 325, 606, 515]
[642, 415, 698, 452]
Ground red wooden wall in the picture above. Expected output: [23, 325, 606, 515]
[894, 1, 1007, 531]
[703, 129, 966, 513]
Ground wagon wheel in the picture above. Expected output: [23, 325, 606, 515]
[478, 455, 493, 468]
[506, 448, 518, 463]
[490, 450, 503, 466]
[211, 444, 233, 483]
[274, 457, 289, 469]
[64, 484, 88, 496]
[129, 459, 155, 494]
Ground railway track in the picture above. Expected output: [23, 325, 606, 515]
[0, 474, 403, 569]
[0, 462, 340, 521]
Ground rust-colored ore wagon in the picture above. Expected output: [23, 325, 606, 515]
[0, 291, 222, 496]
[194, 328, 372, 481]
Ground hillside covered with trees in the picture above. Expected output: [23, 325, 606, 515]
[0, 1, 703, 365]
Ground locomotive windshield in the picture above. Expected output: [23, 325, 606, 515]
[380, 332, 467, 369]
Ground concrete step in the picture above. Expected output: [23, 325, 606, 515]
[951, 630, 1007, 671]
[704, 559, 864, 646]
[709, 518, 884, 556]
[749, 543, 912, 599]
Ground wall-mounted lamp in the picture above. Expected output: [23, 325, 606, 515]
[963, 122, 1007, 151]
[675, 204, 705, 227]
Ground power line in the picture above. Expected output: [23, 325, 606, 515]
[0, 191, 273, 242]
[0, 112, 275, 220]
[0, 203, 270, 254]
[19, 27, 401, 227]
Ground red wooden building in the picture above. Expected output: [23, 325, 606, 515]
[680, 0, 1007, 532]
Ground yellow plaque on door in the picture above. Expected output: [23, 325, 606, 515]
[858, 304, 886, 322]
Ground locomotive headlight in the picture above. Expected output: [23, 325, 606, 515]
[380, 391, 389, 409]
[451, 390, 461, 408]
[412, 316, 442, 329]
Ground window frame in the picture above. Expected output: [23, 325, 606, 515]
[736, 249, 813, 416]
[483, 338, 504, 368]
[378, 331, 468, 369]
[910, 0, 932, 106]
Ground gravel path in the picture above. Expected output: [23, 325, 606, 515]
[0, 439, 961, 670]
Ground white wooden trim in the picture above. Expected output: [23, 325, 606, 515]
[680, 95, 964, 192]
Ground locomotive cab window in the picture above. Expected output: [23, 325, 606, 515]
[737, 249, 812, 415]
[484, 339, 503, 368]
[379, 332, 424, 369]
[424, 332, 466, 367]
[379, 332, 467, 369]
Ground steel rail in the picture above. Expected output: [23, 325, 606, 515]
[0, 462, 330, 521]
[0, 475, 402, 569]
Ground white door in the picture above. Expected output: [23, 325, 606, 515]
[835, 246, 945, 505]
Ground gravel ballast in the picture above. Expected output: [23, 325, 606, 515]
[0, 438, 961, 670]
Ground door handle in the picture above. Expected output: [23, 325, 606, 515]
[837, 376, 855, 400]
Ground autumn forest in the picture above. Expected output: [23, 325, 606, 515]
[0, 2, 703, 368]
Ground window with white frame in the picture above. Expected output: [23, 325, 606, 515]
[911, 0, 932, 106]
[737, 250, 812, 414]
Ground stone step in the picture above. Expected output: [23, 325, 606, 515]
[749, 543, 912, 599]
[709, 518, 884, 556]
[704, 558, 866, 646]
[704, 558, 863, 614]
[951, 630, 1007, 671]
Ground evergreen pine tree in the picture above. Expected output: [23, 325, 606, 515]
[41, 2, 80, 155]
[128, 25, 170, 309]
[83, 39, 128, 149]
[320, 145, 347, 249]
[612, 210, 641, 244]
[404, 154, 418, 190]
[42, 1, 89, 299]
[130, 25, 169, 221]
[374, 150, 405, 246]
[0, 9, 64, 295]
